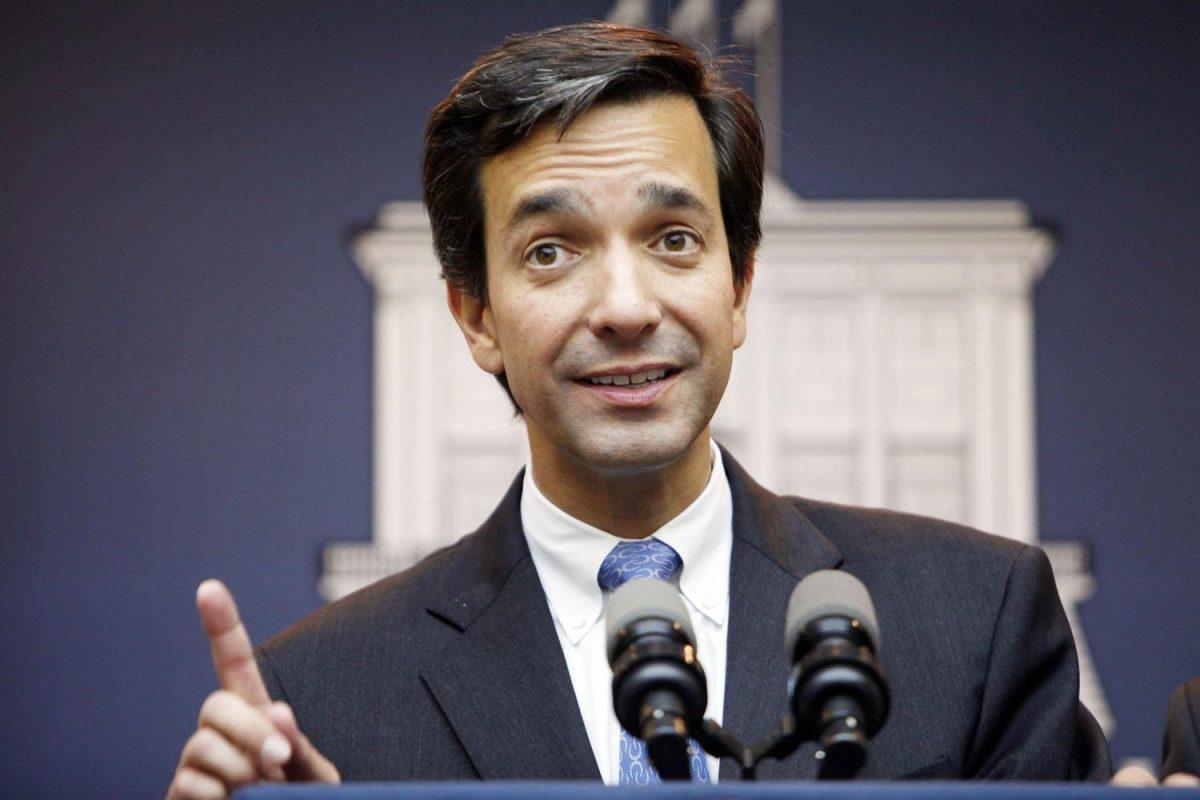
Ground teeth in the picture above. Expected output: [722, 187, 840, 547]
[587, 368, 670, 386]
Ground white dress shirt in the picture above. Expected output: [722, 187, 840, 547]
[521, 439, 733, 784]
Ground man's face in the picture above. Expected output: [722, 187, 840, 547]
[453, 93, 751, 477]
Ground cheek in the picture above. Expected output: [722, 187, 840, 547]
[670, 280, 737, 340]
[491, 295, 571, 375]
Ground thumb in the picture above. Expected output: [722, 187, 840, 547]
[1164, 773, 1200, 787]
[1111, 765, 1158, 786]
[266, 702, 341, 784]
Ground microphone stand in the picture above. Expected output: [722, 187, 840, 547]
[694, 714, 866, 781]
[693, 718, 756, 779]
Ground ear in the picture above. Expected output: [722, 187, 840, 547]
[446, 284, 505, 374]
[731, 258, 754, 350]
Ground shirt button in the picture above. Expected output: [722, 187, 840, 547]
[702, 595, 717, 609]
[570, 613, 586, 629]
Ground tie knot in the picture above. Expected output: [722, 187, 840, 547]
[597, 539, 682, 591]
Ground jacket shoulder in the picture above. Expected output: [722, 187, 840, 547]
[791, 495, 1034, 580]
[257, 470, 528, 705]
[254, 533, 482, 709]
[785, 495, 1057, 662]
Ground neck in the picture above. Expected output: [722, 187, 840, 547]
[527, 431, 713, 539]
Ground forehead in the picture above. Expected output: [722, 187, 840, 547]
[479, 94, 720, 228]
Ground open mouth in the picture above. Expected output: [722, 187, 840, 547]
[578, 368, 679, 387]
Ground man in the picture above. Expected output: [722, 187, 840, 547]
[1163, 679, 1200, 779]
[1110, 678, 1200, 787]
[167, 23, 1110, 799]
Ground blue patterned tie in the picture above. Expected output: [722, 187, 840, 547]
[598, 539, 711, 784]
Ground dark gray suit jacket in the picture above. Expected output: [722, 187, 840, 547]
[257, 450, 1111, 782]
[1163, 678, 1200, 777]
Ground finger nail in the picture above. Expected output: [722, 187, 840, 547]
[261, 733, 292, 765]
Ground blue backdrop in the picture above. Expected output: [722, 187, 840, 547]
[2, 2, 1197, 797]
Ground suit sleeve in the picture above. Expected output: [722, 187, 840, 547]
[966, 544, 1112, 780]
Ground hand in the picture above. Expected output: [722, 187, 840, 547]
[166, 580, 340, 799]
[1112, 765, 1200, 787]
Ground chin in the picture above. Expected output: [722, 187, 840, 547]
[565, 420, 705, 477]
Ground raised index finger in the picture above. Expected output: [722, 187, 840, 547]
[196, 579, 273, 709]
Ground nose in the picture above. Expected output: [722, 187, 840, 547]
[585, 247, 663, 341]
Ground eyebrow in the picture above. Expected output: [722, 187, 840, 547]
[507, 187, 594, 229]
[635, 181, 716, 229]
[503, 181, 717, 240]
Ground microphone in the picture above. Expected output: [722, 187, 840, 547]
[606, 577, 708, 780]
[784, 570, 889, 779]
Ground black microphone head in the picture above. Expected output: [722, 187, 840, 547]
[605, 577, 696, 663]
[784, 570, 880, 658]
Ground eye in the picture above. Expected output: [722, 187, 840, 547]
[654, 229, 700, 255]
[523, 242, 575, 269]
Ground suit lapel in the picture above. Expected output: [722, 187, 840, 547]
[416, 451, 845, 782]
[419, 471, 599, 780]
[719, 448, 842, 781]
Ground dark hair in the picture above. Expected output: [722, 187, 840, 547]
[422, 22, 764, 407]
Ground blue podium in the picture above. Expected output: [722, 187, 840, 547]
[236, 784, 1200, 800]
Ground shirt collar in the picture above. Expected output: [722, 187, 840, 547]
[521, 439, 733, 645]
